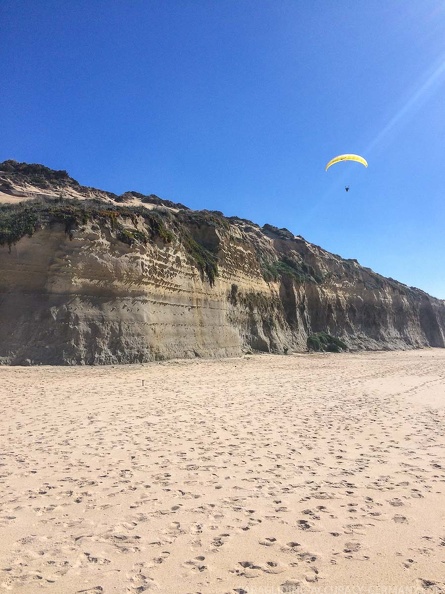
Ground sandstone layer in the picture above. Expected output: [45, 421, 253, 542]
[1, 160, 444, 365]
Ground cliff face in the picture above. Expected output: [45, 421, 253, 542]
[1, 160, 444, 365]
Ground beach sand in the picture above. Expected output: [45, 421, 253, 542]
[1, 349, 444, 594]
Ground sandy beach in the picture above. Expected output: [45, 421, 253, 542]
[1, 349, 444, 594]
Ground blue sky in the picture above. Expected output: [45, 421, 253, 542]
[1, 1, 445, 298]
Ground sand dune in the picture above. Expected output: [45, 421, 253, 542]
[1, 350, 444, 593]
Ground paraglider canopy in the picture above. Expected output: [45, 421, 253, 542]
[325, 154, 368, 171]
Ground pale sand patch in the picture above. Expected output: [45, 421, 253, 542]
[0, 349, 444, 594]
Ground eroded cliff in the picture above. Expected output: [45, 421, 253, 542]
[1, 160, 444, 364]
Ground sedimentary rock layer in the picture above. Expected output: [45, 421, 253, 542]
[0, 160, 444, 364]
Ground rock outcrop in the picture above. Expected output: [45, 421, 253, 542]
[1, 160, 444, 364]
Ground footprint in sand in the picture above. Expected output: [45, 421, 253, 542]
[189, 523, 203, 535]
[280, 580, 301, 593]
[262, 560, 287, 574]
[211, 534, 230, 549]
[183, 556, 207, 573]
[83, 552, 111, 565]
[343, 523, 367, 535]
[230, 561, 262, 578]
[304, 566, 319, 583]
[101, 531, 143, 554]
[259, 536, 277, 547]
[388, 497, 404, 507]
[279, 541, 300, 553]
[416, 578, 445, 592]
[343, 541, 361, 553]
[296, 519, 313, 531]
[152, 550, 170, 565]
[411, 489, 424, 498]
[230, 561, 287, 578]
[126, 562, 158, 592]
[403, 558, 415, 569]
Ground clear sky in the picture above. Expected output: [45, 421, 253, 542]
[1, 1, 445, 298]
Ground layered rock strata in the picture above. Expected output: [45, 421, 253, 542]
[1, 160, 444, 364]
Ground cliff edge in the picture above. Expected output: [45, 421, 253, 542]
[1, 160, 444, 364]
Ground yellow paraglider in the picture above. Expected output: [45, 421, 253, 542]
[325, 154, 368, 171]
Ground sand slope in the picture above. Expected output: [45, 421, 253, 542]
[1, 350, 444, 593]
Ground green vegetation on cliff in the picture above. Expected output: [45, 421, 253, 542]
[261, 255, 322, 284]
[0, 198, 173, 247]
[0, 160, 78, 189]
[307, 332, 347, 352]
[181, 232, 218, 286]
[0, 197, 221, 284]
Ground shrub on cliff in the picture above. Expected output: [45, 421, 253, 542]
[0, 197, 174, 247]
[0, 197, 218, 284]
[0, 160, 77, 188]
[0, 206, 40, 247]
[307, 332, 347, 353]
[261, 256, 321, 284]
[181, 232, 218, 286]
